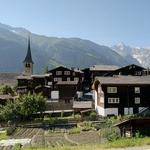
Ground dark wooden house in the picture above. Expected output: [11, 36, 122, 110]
[92, 76, 150, 116]
[82, 65, 119, 92]
[106, 64, 146, 76]
[54, 80, 79, 100]
[17, 74, 52, 97]
[48, 66, 84, 86]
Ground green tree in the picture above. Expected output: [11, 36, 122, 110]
[19, 93, 46, 119]
[0, 93, 46, 122]
[0, 101, 20, 122]
[0, 85, 15, 95]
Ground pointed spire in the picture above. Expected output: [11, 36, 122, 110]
[23, 35, 34, 64]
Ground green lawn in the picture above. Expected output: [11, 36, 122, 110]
[0, 130, 8, 140]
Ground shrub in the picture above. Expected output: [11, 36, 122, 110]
[89, 111, 97, 121]
[100, 127, 121, 141]
[13, 143, 22, 150]
[69, 127, 81, 134]
[6, 126, 16, 136]
[0, 85, 15, 95]
[74, 114, 81, 122]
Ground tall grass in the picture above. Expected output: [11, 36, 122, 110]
[24, 137, 150, 150]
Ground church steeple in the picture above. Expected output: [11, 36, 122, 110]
[23, 36, 34, 64]
[23, 36, 34, 75]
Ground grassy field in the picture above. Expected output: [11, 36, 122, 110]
[0, 130, 8, 140]
[24, 137, 150, 150]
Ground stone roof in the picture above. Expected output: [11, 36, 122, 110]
[72, 68, 84, 73]
[90, 65, 119, 71]
[17, 75, 32, 80]
[95, 75, 150, 85]
[31, 74, 51, 78]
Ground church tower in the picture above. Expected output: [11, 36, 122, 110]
[23, 36, 34, 75]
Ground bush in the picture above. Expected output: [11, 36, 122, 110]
[79, 121, 94, 131]
[74, 114, 81, 122]
[100, 127, 121, 141]
[89, 111, 97, 121]
[69, 127, 81, 134]
[6, 126, 16, 136]
[0, 85, 15, 95]
[13, 143, 22, 150]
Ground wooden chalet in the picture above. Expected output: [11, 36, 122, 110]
[92, 76, 150, 116]
[105, 64, 146, 76]
[47, 66, 84, 99]
[82, 65, 119, 92]
[17, 74, 52, 96]
[48, 66, 84, 86]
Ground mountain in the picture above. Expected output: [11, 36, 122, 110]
[0, 23, 130, 73]
[112, 42, 150, 68]
[112, 42, 141, 65]
[132, 47, 150, 68]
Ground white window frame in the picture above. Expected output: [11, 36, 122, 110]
[64, 71, 70, 75]
[108, 98, 120, 104]
[54, 77, 62, 82]
[67, 77, 70, 81]
[56, 71, 62, 75]
[135, 87, 140, 93]
[135, 97, 140, 104]
[74, 77, 79, 81]
[107, 87, 117, 93]
[48, 82, 52, 85]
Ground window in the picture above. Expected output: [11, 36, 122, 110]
[54, 78, 62, 82]
[135, 87, 140, 93]
[64, 71, 70, 75]
[56, 71, 62, 75]
[135, 71, 142, 76]
[48, 82, 52, 85]
[74, 77, 79, 81]
[107, 87, 117, 93]
[25, 63, 30, 67]
[135, 97, 140, 104]
[67, 77, 70, 81]
[54, 78, 58, 82]
[108, 98, 120, 104]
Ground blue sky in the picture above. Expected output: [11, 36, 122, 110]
[0, 0, 150, 47]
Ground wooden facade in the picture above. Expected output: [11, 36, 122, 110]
[48, 66, 84, 88]
[82, 65, 119, 92]
[93, 76, 150, 116]
[106, 64, 146, 76]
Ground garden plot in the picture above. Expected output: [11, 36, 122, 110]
[67, 131, 101, 144]
[45, 133, 73, 147]
[0, 146, 13, 150]
[32, 133, 74, 147]
[11, 128, 43, 139]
